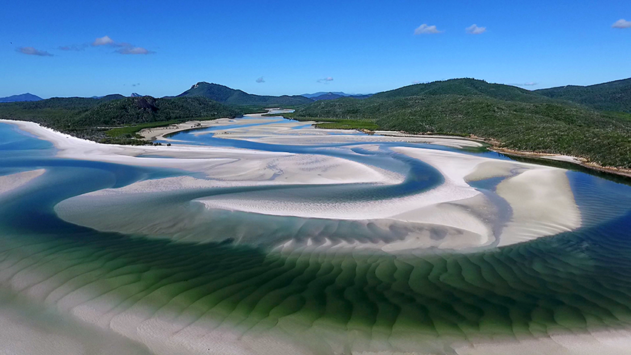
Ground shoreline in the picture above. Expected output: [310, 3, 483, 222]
[373, 130, 631, 179]
[138, 118, 234, 141]
[490, 146, 631, 179]
[4, 114, 630, 180]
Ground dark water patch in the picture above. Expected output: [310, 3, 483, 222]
[569, 170, 631, 228]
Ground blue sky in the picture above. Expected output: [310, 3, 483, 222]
[1, 0, 630, 98]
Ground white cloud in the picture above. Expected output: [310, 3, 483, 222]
[93, 35, 114, 46]
[17, 47, 52, 56]
[116, 46, 152, 55]
[466, 24, 486, 34]
[317, 77, 334, 83]
[256, 77, 265, 83]
[92, 36, 153, 54]
[414, 24, 442, 35]
[612, 19, 631, 29]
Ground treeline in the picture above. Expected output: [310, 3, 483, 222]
[536, 78, 631, 113]
[0, 95, 242, 143]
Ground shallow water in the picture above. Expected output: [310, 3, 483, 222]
[1, 121, 631, 354]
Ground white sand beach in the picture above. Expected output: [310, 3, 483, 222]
[0, 117, 578, 253]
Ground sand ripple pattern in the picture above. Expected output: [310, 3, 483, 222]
[0, 208, 630, 354]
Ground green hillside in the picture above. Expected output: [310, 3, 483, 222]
[177, 82, 313, 107]
[295, 79, 631, 169]
[373, 78, 551, 103]
[536, 78, 631, 112]
[0, 95, 241, 143]
[75, 96, 239, 127]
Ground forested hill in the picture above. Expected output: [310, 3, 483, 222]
[535, 78, 631, 113]
[294, 78, 631, 169]
[0, 95, 241, 141]
[372, 78, 552, 103]
[177, 82, 313, 107]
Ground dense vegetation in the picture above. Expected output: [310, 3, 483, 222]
[536, 78, 631, 113]
[308, 92, 372, 101]
[294, 79, 631, 168]
[0, 95, 241, 143]
[373, 78, 551, 103]
[178, 82, 313, 107]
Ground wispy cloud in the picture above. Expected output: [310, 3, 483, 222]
[612, 19, 631, 29]
[92, 35, 114, 46]
[414, 24, 442, 35]
[17, 47, 53, 57]
[92, 36, 154, 54]
[512, 82, 538, 87]
[116, 46, 152, 55]
[60, 44, 88, 51]
[466, 24, 486, 34]
[317, 77, 334, 83]
[256, 77, 265, 83]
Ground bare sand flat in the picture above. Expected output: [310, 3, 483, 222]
[0, 169, 45, 195]
[496, 168, 581, 246]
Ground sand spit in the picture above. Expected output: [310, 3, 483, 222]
[0, 169, 45, 195]
[139, 119, 227, 141]
[138, 116, 296, 141]
[2, 120, 393, 185]
[134, 113, 484, 149]
[202, 117, 484, 149]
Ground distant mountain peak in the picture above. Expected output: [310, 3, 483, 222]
[177, 81, 313, 106]
[131, 93, 142, 97]
[0, 93, 43, 103]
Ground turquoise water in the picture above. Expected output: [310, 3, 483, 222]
[1, 122, 631, 353]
